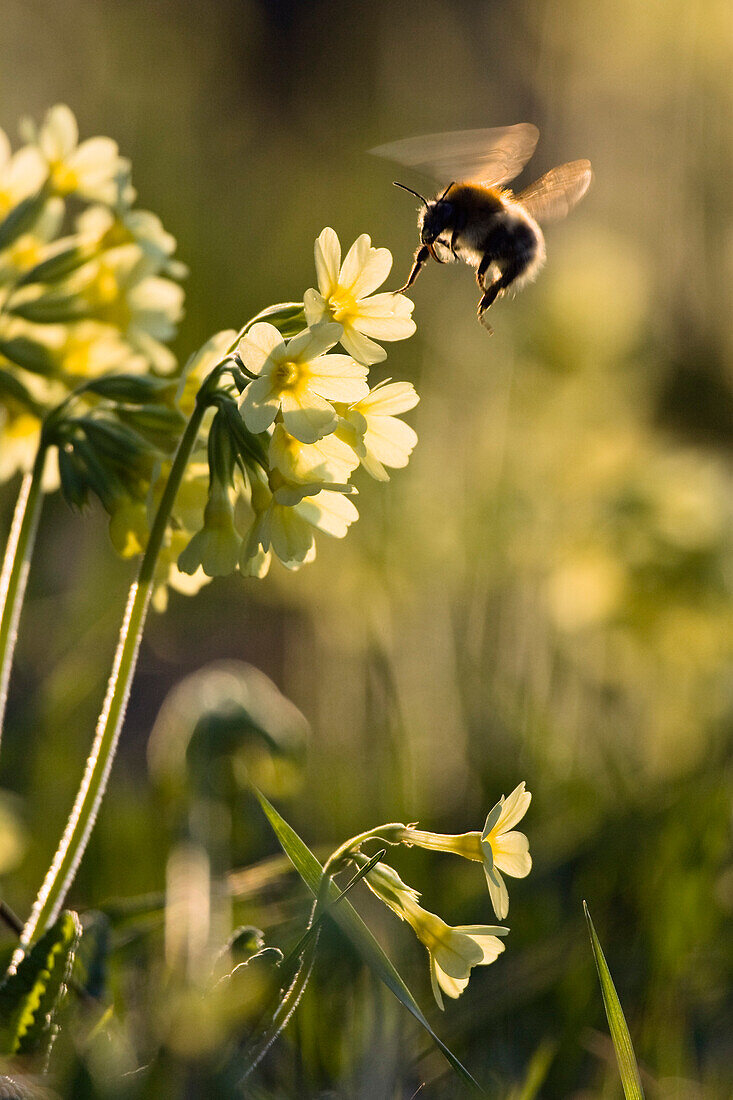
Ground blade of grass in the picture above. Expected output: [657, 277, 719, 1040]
[254, 789, 484, 1095]
[584, 901, 644, 1099]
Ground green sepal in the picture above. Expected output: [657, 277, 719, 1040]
[7, 290, 93, 325]
[79, 374, 177, 405]
[216, 396, 268, 470]
[77, 416, 158, 468]
[58, 446, 92, 510]
[0, 910, 81, 1059]
[0, 368, 44, 415]
[15, 239, 98, 288]
[207, 409, 238, 488]
[240, 302, 306, 341]
[0, 336, 59, 377]
[116, 405, 185, 453]
[0, 190, 49, 253]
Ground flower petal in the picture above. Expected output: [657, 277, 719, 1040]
[307, 354, 369, 403]
[239, 379, 281, 433]
[357, 380, 419, 416]
[287, 321, 342, 362]
[314, 227, 341, 297]
[492, 830, 532, 878]
[237, 322, 285, 376]
[339, 326, 387, 366]
[485, 866, 509, 920]
[303, 287, 328, 327]
[280, 390, 338, 443]
[495, 783, 531, 833]
[340, 235, 393, 297]
[363, 417, 417, 469]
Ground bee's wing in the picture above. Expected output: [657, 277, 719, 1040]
[370, 124, 539, 187]
[513, 160, 592, 222]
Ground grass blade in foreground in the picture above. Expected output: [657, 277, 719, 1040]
[584, 901, 644, 1099]
[254, 789, 484, 1095]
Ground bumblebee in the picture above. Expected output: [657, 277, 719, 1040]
[371, 124, 592, 329]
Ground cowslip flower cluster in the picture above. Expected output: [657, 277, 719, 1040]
[173, 228, 418, 584]
[349, 783, 531, 1009]
[0, 104, 185, 488]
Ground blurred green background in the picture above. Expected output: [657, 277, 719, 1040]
[1, 0, 732, 1095]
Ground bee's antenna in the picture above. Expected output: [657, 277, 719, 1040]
[438, 181, 455, 201]
[393, 181, 428, 205]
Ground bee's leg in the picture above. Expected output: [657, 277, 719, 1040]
[477, 280, 502, 333]
[476, 252, 494, 291]
[395, 245, 431, 293]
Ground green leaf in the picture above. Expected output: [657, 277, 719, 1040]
[79, 374, 177, 405]
[584, 902, 644, 1099]
[254, 789, 484, 1094]
[0, 337, 58, 377]
[0, 192, 48, 252]
[0, 910, 82, 1059]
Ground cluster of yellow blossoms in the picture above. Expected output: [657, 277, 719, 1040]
[0, 104, 185, 489]
[171, 227, 418, 592]
[356, 783, 532, 1009]
[0, 106, 420, 610]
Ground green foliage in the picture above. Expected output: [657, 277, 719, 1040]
[0, 911, 81, 1061]
[584, 903, 644, 1099]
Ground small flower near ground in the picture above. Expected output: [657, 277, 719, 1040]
[365, 861, 508, 1010]
[304, 227, 416, 365]
[237, 322, 367, 444]
[336, 380, 419, 481]
[397, 781, 532, 920]
[481, 783, 532, 919]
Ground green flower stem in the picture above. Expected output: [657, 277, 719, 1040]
[0, 444, 47, 745]
[20, 396, 210, 949]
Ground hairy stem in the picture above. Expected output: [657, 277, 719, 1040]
[0, 445, 47, 746]
[18, 400, 208, 950]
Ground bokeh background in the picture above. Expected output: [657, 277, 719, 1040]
[1, 0, 732, 1095]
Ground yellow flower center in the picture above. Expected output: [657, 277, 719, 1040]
[273, 360, 300, 391]
[7, 235, 43, 271]
[327, 291, 356, 325]
[85, 265, 132, 330]
[50, 160, 79, 196]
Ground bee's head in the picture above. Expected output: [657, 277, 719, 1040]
[419, 198, 454, 246]
[393, 181, 455, 248]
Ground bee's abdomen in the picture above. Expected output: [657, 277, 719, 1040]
[482, 208, 545, 287]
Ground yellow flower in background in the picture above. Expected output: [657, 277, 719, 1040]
[0, 198, 64, 284]
[336, 380, 419, 481]
[0, 127, 46, 217]
[304, 227, 416, 365]
[237, 322, 367, 443]
[481, 783, 532, 920]
[177, 329, 238, 417]
[28, 104, 131, 205]
[76, 204, 187, 279]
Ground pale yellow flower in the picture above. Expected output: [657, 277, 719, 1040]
[0, 128, 46, 218]
[76, 204, 186, 278]
[0, 198, 64, 284]
[364, 862, 507, 1010]
[481, 783, 532, 920]
[152, 529, 212, 613]
[67, 244, 183, 372]
[177, 329, 238, 417]
[30, 104, 130, 205]
[178, 480, 242, 578]
[336, 380, 419, 481]
[268, 423, 359, 486]
[304, 228, 416, 365]
[240, 470, 359, 572]
[397, 781, 532, 920]
[237, 322, 367, 443]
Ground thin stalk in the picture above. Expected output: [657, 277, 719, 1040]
[0, 444, 47, 743]
[18, 398, 209, 952]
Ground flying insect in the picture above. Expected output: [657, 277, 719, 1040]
[370, 124, 592, 330]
